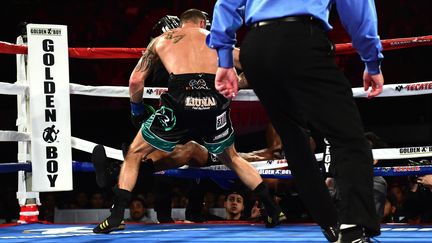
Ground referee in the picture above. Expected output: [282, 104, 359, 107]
[207, 1, 384, 242]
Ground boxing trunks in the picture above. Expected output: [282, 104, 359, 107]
[141, 73, 235, 154]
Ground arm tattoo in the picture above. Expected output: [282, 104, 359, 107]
[137, 38, 158, 72]
[163, 30, 185, 44]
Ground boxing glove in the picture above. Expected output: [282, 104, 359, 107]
[130, 101, 155, 129]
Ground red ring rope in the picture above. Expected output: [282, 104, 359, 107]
[1, 35, 432, 59]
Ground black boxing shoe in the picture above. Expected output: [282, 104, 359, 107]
[93, 217, 125, 234]
[93, 187, 131, 234]
[338, 225, 371, 243]
[321, 225, 339, 242]
[260, 202, 287, 228]
[92, 144, 109, 188]
[92, 144, 120, 188]
[252, 182, 286, 228]
[265, 210, 287, 228]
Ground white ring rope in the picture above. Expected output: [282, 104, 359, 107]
[0, 131, 123, 161]
[1, 80, 432, 100]
[1, 58, 431, 171]
[1, 130, 431, 164]
[0, 81, 28, 96]
[0, 131, 30, 142]
[70, 137, 124, 161]
[1, 78, 432, 164]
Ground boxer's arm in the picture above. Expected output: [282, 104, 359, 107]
[129, 37, 160, 103]
[129, 38, 159, 128]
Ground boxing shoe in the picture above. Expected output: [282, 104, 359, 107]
[93, 218, 125, 234]
[252, 182, 286, 228]
[337, 225, 371, 243]
[321, 225, 340, 242]
[259, 200, 287, 228]
[92, 144, 120, 188]
[262, 208, 287, 228]
[93, 187, 131, 234]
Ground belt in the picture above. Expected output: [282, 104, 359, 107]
[251, 15, 321, 29]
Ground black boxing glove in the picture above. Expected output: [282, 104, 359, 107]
[151, 15, 180, 38]
[130, 102, 155, 129]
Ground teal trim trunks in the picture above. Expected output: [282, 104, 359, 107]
[140, 73, 235, 154]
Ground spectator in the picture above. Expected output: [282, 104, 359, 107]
[403, 174, 432, 223]
[200, 192, 224, 221]
[71, 192, 89, 209]
[126, 197, 155, 223]
[89, 192, 106, 209]
[417, 175, 432, 189]
[223, 191, 261, 221]
[382, 194, 397, 223]
[387, 183, 407, 223]
[224, 191, 246, 220]
[365, 132, 388, 220]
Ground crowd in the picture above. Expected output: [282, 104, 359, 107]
[33, 155, 432, 224]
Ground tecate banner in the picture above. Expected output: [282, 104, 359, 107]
[27, 24, 72, 191]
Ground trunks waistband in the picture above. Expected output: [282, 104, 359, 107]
[168, 73, 216, 92]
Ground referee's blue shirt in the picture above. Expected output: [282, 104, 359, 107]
[206, 0, 383, 74]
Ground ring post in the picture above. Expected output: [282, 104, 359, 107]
[16, 28, 41, 223]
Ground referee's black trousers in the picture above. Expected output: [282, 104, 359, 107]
[240, 21, 380, 236]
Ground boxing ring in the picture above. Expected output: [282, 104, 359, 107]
[1, 24, 432, 242]
[1, 223, 432, 242]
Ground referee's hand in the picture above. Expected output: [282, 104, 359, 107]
[363, 71, 384, 99]
[215, 67, 238, 99]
